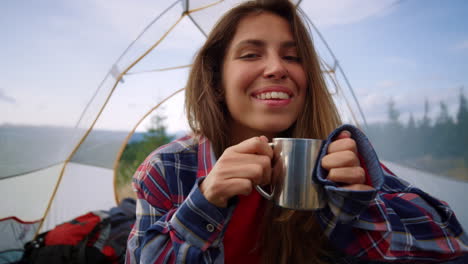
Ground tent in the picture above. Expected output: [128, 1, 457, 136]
[1, 0, 467, 262]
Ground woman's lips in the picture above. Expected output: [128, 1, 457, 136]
[253, 97, 292, 106]
[251, 87, 293, 106]
[255, 91, 290, 100]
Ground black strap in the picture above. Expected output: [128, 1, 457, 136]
[76, 219, 109, 264]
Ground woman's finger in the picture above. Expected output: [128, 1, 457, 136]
[228, 136, 273, 158]
[321, 150, 360, 170]
[202, 177, 254, 207]
[327, 167, 365, 185]
[327, 137, 358, 155]
[224, 178, 255, 197]
[341, 184, 374, 191]
[335, 130, 352, 140]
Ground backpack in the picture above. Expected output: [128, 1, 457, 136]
[19, 198, 136, 264]
[20, 211, 116, 264]
[106, 198, 136, 263]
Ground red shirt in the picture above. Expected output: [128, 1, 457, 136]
[223, 191, 264, 263]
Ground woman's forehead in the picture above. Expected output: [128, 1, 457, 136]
[229, 12, 295, 48]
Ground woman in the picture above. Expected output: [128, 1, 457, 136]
[126, 0, 467, 263]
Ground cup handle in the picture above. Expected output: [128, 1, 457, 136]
[255, 142, 276, 200]
[255, 185, 274, 200]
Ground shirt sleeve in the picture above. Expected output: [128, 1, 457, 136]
[314, 124, 468, 263]
[125, 152, 234, 264]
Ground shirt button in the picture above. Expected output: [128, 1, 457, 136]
[206, 223, 215, 232]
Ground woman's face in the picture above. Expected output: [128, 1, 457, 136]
[222, 12, 307, 142]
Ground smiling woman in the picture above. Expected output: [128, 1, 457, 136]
[125, 1, 468, 263]
[222, 12, 307, 142]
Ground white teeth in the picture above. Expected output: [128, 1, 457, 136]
[256, 91, 290, 100]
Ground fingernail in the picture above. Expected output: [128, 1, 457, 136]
[342, 130, 352, 137]
[259, 135, 268, 142]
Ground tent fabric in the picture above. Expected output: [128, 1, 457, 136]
[0, 217, 40, 263]
[0, 126, 82, 179]
[40, 163, 116, 233]
[0, 251, 23, 264]
[0, 164, 62, 221]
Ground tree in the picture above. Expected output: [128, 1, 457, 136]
[434, 101, 456, 157]
[456, 87, 468, 126]
[118, 113, 174, 187]
[388, 98, 401, 126]
[456, 88, 468, 164]
[363, 94, 467, 180]
[420, 98, 431, 129]
[385, 99, 403, 160]
[407, 113, 416, 131]
[435, 102, 453, 126]
[418, 98, 433, 156]
[144, 114, 173, 148]
[405, 113, 418, 157]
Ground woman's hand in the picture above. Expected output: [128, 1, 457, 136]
[200, 136, 273, 207]
[321, 130, 374, 191]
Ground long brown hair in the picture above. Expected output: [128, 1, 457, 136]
[185, 0, 341, 263]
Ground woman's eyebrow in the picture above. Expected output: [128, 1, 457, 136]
[234, 39, 297, 49]
[235, 39, 265, 48]
[281, 41, 297, 48]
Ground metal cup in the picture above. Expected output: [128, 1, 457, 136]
[255, 138, 326, 210]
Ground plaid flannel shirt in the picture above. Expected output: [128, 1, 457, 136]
[126, 125, 468, 263]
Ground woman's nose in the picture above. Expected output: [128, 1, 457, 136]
[263, 55, 288, 80]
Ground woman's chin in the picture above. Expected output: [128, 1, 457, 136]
[228, 118, 296, 141]
[257, 123, 294, 137]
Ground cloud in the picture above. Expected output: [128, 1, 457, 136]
[0, 89, 16, 104]
[359, 83, 462, 124]
[454, 40, 468, 51]
[301, 0, 399, 28]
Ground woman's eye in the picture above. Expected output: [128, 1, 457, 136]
[283, 55, 301, 62]
[239, 53, 260, 59]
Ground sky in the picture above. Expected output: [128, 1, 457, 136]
[317, 0, 468, 124]
[1, 0, 467, 133]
